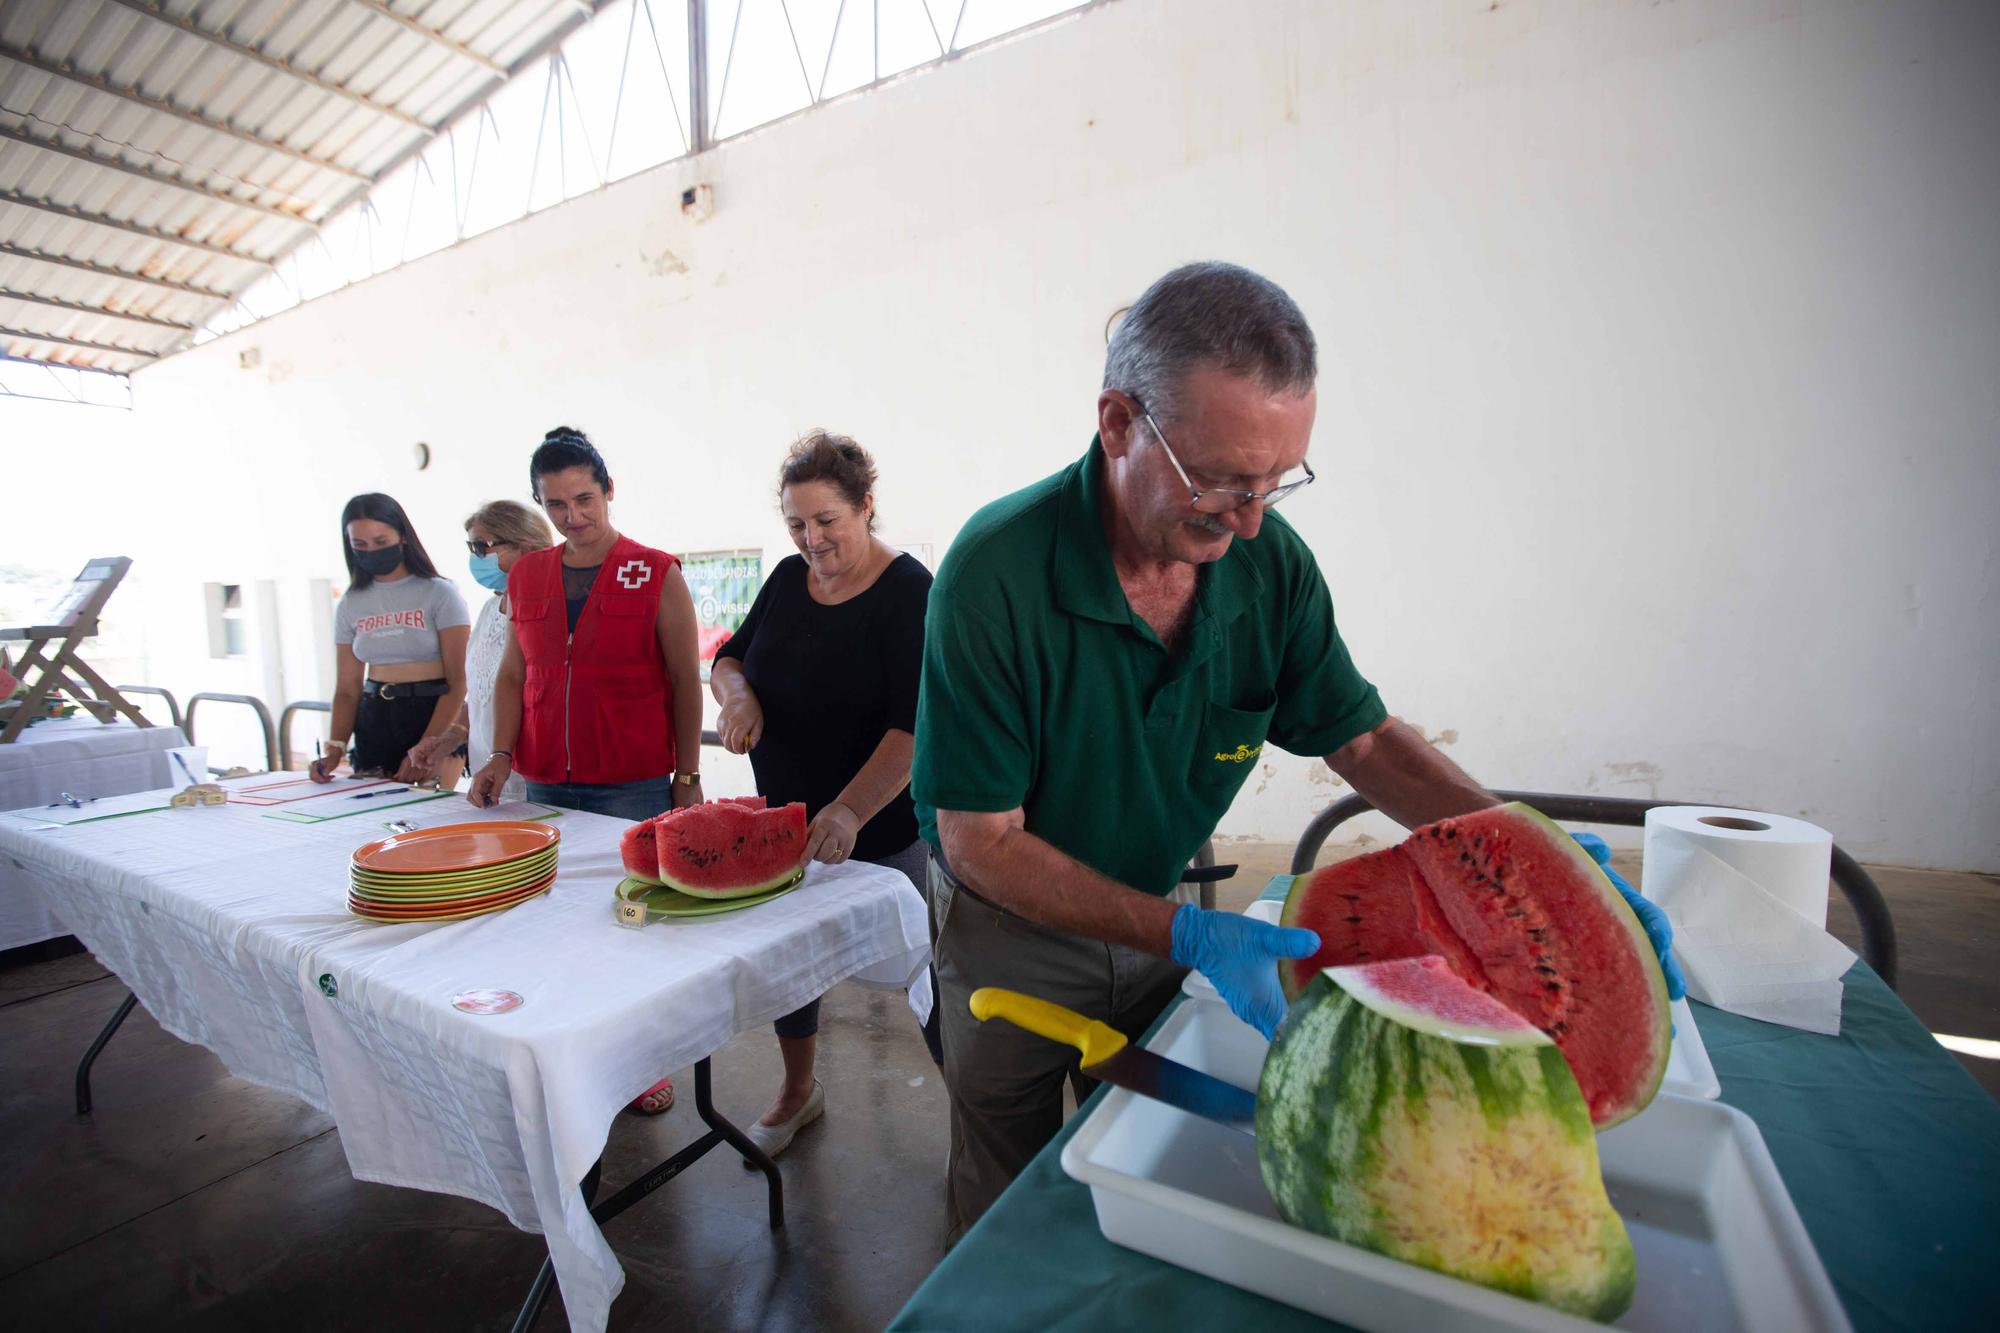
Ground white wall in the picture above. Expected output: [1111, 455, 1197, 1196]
[7, 0, 1995, 868]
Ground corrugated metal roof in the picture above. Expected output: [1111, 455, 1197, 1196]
[0, 0, 607, 372]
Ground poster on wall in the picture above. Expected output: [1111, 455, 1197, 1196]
[682, 549, 763, 679]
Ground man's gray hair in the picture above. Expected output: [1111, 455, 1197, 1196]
[1103, 262, 1317, 425]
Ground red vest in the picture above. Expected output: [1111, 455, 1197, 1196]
[507, 535, 679, 785]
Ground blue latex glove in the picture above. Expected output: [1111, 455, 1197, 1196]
[1572, 832, 1686, 1001]
[1170, 903, 1321, 1039]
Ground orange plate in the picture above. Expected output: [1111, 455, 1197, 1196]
[349, 872, 555, 918]
[349, 885, 552, 924]
[352, 821, 560, 875]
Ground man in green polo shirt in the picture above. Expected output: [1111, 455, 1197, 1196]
[913, 260, 1531, 1241]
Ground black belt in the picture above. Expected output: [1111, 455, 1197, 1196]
[363, 678, 448, 701]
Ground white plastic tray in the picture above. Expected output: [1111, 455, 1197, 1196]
[1061, 1000, 1848, 1332]
[1195, 901, 1722, 1101]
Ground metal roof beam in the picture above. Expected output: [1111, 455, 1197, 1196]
[345, 1, 508, 75]
[0, 241, 233, 300]
[103, 0, 433, 133]
[0, 189, 274, 265]
[0, 124, 317, 227]
[0, 44, 373, 183]
[315, 2, 609, 225]
[0, 288, 196, 332]
[0, 325, 160, 359]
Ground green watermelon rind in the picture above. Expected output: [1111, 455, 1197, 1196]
[661, 862, 809, 900]
[1258, 967, 1636, 1322]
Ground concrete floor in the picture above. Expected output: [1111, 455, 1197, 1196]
[2, 848, 1994, 1330]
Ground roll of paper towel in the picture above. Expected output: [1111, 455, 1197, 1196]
[1642, 806, 1833, 927]
[1641, 805, 1853, 1034]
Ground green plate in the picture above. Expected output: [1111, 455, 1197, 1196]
[613, 868, 806, 919]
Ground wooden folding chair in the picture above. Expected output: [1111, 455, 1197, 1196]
[0, 556, 152, 742]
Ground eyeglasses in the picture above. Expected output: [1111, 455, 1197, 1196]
[465, 538, 514, 557]
[1127, 395, 1315, 513]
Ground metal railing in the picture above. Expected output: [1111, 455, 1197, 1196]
[277, 700, 332, 771]
[113, 684, 183, 731]
[183, 692, 281, 774]
[1290, 791, 1898, 991]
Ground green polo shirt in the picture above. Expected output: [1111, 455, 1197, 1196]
[914, 437, 1387, 896]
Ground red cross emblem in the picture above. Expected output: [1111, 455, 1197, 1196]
[615, 559, 653, 591]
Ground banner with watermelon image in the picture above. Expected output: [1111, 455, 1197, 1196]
[681, 549, 762, 681]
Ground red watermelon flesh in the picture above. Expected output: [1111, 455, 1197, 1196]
[619, 796, 768, 885]
[619, 819, 664, 884]
[1281, 802, 1670, 1128]
[654, 799, 808, 899]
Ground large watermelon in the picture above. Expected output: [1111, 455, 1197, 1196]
[1281, 802, 1670, 1128]
[654, 798, 807, 899]
[1259, 956, 1636, 1322]
[618, 796, 770, 886]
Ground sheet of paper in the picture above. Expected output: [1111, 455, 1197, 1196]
[369, 800, 564, 830]
[5, 788, 175, 825]
[263, 789, 455, 823]
[228, 776, 397, 805]
[1648, 840, 1855, 1034]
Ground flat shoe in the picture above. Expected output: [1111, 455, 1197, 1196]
[742, 1080, 824, 1163]
[624, 1077, 675, 1116]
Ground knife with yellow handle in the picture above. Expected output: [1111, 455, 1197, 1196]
[969, 987, 1257, 1135]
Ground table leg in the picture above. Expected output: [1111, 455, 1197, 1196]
[75, 989, 137, 1116]
[692, 1056, 785, 1229]
[507, 1058, 785, 1329]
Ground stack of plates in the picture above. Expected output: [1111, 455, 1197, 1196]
[349, 821, 560, 922]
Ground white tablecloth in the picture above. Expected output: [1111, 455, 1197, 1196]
[0, 784, 930, 1332]
[0, 718, 186, 950]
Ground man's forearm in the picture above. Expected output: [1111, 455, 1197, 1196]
[941, 814, 1179, 957]
[1327, 716, 1496, 830]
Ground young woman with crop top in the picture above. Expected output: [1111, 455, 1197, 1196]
[309, 494, 471, 786]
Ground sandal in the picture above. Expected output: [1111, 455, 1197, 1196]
[625, 1076, 675, 1115]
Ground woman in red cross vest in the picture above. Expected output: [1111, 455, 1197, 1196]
[469, 427, 704, 1113]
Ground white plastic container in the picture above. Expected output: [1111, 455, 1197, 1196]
[1061, 1001, 1847, 1332]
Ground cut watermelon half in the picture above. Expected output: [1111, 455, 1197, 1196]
[654, 799, 808, 899]
[1280, 802, 1670, 1128]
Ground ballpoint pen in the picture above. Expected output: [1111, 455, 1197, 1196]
[347, 788, 405, 800]
[171, 752, 200, 787]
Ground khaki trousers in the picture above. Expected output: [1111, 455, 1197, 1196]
[929, 857, 1188, 1244]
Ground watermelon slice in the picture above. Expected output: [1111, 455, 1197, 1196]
[1280, 802, 1670, 1128]
[618, 796, 768, 885]
[654, 799, 808, 899]
[619, 819, 664, 885]
[1259, 956, 1635, 1321]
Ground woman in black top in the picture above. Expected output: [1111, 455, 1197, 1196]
[711, 430, 938, 1159]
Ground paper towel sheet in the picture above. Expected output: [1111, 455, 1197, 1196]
[1645, 835, 1855, 1034]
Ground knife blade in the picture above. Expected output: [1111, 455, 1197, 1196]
[969, 987, 1257, 1136]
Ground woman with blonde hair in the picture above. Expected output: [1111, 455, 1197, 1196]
[405, 499, 553, 801]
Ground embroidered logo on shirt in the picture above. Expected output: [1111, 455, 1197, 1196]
[1213, 742, 1263, 763]
[615, 559, 653, 591]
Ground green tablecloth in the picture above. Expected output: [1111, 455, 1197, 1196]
[891, 877, 2000, 1331]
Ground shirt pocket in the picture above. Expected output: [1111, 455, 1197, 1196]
[1189, 694, 1277, 795]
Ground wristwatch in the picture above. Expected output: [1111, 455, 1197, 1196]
[672, 772, 702, 787]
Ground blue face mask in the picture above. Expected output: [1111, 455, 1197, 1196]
[469, 553, 507, 592]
